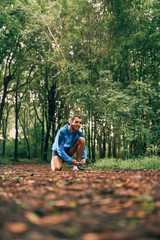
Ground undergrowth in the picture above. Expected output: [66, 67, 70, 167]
[1, 156, 160, 170]
[89, 156, 160, 170]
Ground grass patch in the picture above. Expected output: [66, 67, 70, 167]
[89, 156, 160, 170]
[0, 157, 14, 165]
[1, 156, 160, 170]
[0, 157, 48, 165]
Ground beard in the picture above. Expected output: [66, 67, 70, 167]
[70, 125, 80, 132]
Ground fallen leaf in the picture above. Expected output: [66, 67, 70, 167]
[25, 212, 40, 224]
[25, 211, 68, 225]
[82, 233, 100, 240]
[5, 222, 28, 233]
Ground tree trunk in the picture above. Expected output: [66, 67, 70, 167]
[34, 117, 37, 158]
[19, 110, 31, 159]
[41, 108, 45, 158]
[102, 127, 106, 158]
[91, 113, 96, 162]
[2, 105, 10, 158]
[2, 118, 6, 158]
[122, 131, 127, 160]
[14, 91, 19, 162]
[113, 133, 117, 158]
[98, 133, 102, 159]
[88, 110, 91, 160]
[43, 83, 56, 162]
[43, 122, 51, 162]
[0, 75, 12, 130]
[108, 126, 112, 158]
[117, 134, 121, 158]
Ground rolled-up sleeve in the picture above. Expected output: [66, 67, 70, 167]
[82, 145, 87, 159]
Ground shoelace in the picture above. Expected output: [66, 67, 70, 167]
[77, 164, 85, 170]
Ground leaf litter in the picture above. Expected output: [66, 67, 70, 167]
[0, 163, 160, 240]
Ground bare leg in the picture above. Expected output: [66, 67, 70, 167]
[51, 156, 62, 171]
[69, 137, 85, 161]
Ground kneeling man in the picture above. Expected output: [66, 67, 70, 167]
[51, 115, 87, 171]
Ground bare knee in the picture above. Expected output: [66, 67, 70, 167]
[51, 156, 62, 171]
[79, 137, 85, 145]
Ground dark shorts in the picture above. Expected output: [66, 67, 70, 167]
[52, 149, 72, 158]
[52, 150, 59, 157]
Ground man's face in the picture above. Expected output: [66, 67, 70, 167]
[70, 117, 82, 132]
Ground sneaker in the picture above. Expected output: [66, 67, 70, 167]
[73, 166, 79, 170]
[73, 164, 85, 171]
[77, 164, 85, 170]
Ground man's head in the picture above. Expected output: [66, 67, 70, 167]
[70, 115, 82, 123]
[70, 115, 82, 133]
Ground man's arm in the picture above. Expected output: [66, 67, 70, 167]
[57, 131, 73, 164]
[81, 145, 87, 164]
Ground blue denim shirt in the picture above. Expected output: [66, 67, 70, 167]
[52, 124, 87, 163]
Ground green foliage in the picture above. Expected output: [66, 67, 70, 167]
[90, 156, 160, 170]
[0, 0, 159, 161]
[0, 157, 12, 165]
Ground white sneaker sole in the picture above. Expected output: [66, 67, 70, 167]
[73, 166, 79, 170]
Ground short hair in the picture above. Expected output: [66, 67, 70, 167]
[70, 114, 82, 122]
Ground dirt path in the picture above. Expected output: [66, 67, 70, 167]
[0, 163, 160, 240]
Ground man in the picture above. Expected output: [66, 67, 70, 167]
[51, 115, 87, 171]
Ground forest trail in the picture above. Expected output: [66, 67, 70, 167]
[0, 163, 160, 240]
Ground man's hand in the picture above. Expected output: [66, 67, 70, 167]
[73, 160, 80, 166]
[80, 159, 86, 165]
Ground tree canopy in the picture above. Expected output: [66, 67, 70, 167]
[0, 0, 160, 161]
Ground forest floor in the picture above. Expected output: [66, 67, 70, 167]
[0, 163, 160, 240]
